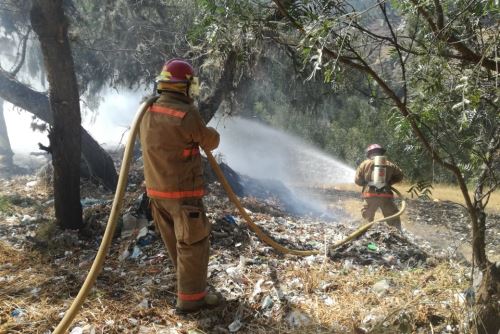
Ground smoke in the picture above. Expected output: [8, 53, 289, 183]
[3, 88, 147, 154]
[81, 88, 148, 148]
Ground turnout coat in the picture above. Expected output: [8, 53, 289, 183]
[139, 92, 219, 200]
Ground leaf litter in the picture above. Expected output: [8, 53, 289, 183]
[0, 161, 491, 333]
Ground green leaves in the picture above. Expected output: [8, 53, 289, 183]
[407, 180, 433, 200]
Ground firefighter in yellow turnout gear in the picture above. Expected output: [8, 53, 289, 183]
[139, 59, 220, 313]
[355, 144, 404, 230]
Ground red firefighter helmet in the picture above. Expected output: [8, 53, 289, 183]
[156, 59, 194, 83]
[366, 144, 386, 157]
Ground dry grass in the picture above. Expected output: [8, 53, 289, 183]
[0, 239, 473, 334]
[331, 182, 500, 214]
[278, 261, 470, 333]
[0, 240, 179, 333]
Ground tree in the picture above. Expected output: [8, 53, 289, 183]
[0, 98, 14, 174]
[30, 0, 82, 229]
[0, 1, 118, 190]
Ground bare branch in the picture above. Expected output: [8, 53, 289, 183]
[9, 27, 31, 76]
[379, 2, 407, 104]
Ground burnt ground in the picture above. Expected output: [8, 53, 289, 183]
[0, 163, 498, 333]
[311, 187, 500, 263]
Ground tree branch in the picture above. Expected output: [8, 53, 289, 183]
[379, 2, 407, 104]
[272, 0, 477, 219]
[433, 0, 444, 30]
[10, 28, 31, 76]
[410, 0, 498, 72]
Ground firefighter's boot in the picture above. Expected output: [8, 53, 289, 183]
[175, 292, 222, 314]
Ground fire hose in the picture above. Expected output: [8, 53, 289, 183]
[53, 98, 406, 333]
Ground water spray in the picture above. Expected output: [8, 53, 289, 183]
[52, 98, 406, 333]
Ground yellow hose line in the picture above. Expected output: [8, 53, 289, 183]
[52, 97, 157, 334]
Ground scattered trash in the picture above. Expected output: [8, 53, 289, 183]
[130, 246, 143, 259]
[342, 259, 354, 271]
[69, 327, 83, 334]
[223, 215, 237, 225]
[372, 279, 391, 296]
[21, 214, 36, 224]
[31, 287, 41, 296]
[261, 295, 274, 309]
[137, 228, 155, 246]
[362, 313, 381, 330]
[138, 298, 149, 309]
[11, 308, 25, 317]
[136, 226, 149, 239]
[383, 255, 397, 265]
[321, 282, 336, 292]
[454, 292, 466, 306]
[81, 197, 109, 207]
[119, 249, 130, 261]
[324, 296, 335, 306]
[286, 309, 311, 327]
[0, 158, 495, 334]
[251, 278, 264, 301]
[25, 180, 38, 188]
[464, 287, 475, 305]
[121, 213, 149, 238]
[226, 266, 244, 283]
[43, 199, 55, 206]
[228, 319, 243, 332]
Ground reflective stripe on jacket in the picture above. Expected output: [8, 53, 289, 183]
[139, 92, 220, 200]
[361, 191, 394, 198]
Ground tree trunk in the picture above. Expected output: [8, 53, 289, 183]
[30, 0, 82, 229]
[473, 214, 500, 334]
[199, 50, 238, 123]
[471, 142, 500, 334]
[0, 98, 15, 173]
[0, 69, 118, 190]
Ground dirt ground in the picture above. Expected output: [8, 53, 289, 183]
[0, 169, 497, 333]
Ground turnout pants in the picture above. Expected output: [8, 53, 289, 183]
[361, 197, 401, 230]
[150, 198, 210, 308]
